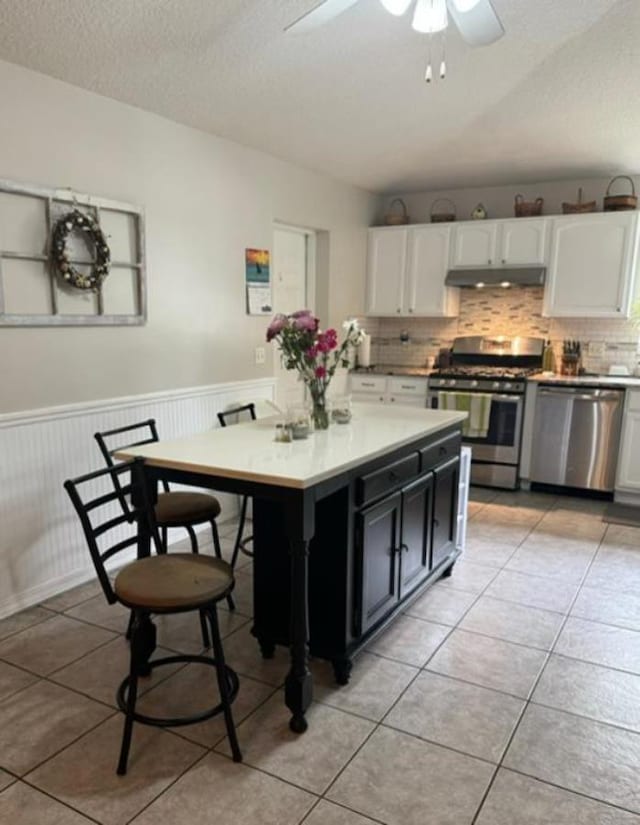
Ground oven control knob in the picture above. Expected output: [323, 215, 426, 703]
[504, 382, 512, 390]
[470, 380, 478, 388]
[448, 379, 456, 387]
[492, 381, 500, 389]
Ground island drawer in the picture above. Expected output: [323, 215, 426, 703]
[420, 431, 461, 472]
[356, 453, 420, 506]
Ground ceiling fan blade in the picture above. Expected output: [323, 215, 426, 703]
[285, 0, 361, 33]
[447, 0, 504, 46]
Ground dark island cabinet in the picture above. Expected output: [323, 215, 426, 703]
[431, 456, 460, 570]
[251, 425, 462, 684]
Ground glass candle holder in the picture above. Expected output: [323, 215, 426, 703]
[287, 406, 311, 440]
[331, 395, 352, 425]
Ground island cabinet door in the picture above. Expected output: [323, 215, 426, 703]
[399, 473, 434, 599]
[356, 491, 402, 635]
[431, 456, 460, 570]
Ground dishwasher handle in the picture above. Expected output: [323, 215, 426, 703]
[537, 387, 623, 402]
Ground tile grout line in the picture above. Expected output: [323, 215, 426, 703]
[469, 512, 608, 824]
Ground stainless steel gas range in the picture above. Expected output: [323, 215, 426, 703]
[427, 336, 545, 489]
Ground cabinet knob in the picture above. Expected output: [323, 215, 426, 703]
[502, 258, 506, 264]
[379, 396, 384, 401]
[488, 259, 492, 265]
[390, 397, 395, 402]
[409, 308, 413, 313]
[397, 308, 401, 313]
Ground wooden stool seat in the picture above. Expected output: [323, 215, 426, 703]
[155, 491, 221, 525]
[115, 554, 233, 611]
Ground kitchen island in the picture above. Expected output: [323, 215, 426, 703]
[119, 403, 467, 733]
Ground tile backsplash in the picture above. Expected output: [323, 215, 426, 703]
[362, 287, 640, 374]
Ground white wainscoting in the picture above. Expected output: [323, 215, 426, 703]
[0, 378, 276, 619]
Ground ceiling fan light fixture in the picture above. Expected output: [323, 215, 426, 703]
[412, 0, 448, 33]
[450, 0, 482, 12]
[379, 0, 414, 16]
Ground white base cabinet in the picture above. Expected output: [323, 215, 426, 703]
[350, 374, 428, 408]
[616, 389, 640, 500]
[544, 212, 640, 318]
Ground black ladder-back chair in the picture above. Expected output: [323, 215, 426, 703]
[64, 458, 242, 775]
[217, 403, 256, 570]
[95, 419, 234, 614]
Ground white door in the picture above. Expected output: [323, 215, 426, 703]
[366, 228, 407, 316]
[499, 219, 548, 265]
[451, 222, 498, 267]
[617, 392, 640, 490]
[544, 213, 640, 318]
[272, 227, 311, 408]
[406, 225, 459, 317]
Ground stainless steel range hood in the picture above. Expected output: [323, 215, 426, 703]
[445, 266, 546, 288]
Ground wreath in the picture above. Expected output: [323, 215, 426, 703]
[51, 209, 111, 291]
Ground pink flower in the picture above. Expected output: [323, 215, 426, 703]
[316, 329, 338, 353]
[315, 366, 327, 379]
[291, 309, 313, 318]
[292, 313, 318, 332]
[306, 345, 318, 359]
[266, 313, 288, 342]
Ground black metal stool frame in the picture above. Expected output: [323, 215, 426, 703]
[64, 458, 242, 775]
[94, 418, 234, 617]
[217, 403, 256, 570]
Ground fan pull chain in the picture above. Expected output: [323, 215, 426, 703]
[425, 30, 433, 82]
[439, 25, 446, 78]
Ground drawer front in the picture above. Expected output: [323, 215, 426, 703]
[356, 453, 420, 506]
[350, 375, 387, 394]
[388, 377, 428, 398]
[420, 431, 462, 472]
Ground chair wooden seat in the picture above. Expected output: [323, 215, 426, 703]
[115, 553, 233, 611]
[155, 491, 221, 525]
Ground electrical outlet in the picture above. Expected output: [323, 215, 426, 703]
[255, 346, 266, 365]
[588, 341, 605, 357]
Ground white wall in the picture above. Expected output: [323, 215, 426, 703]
[0, 59, 377, 414]
[380, 175, 640, 224]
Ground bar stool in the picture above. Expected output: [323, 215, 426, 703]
[64, 458, 242, 775]
[95, 420, 234, 615]
[217, 403, 256, 571]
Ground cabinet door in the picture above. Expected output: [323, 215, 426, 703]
[366, 228, 407, 316]
[544, 213, 640, 318]
[406, 225, 459, 317]
[356, 492, 401, 634]
[616, 394, 640, 490]
[399, 473, 433, 599]
[499, 219, 547, 265]
[431, 456, 460, 570]
[451, 223, 498, 267]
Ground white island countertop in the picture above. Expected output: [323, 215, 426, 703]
[117, 403, 467, 490]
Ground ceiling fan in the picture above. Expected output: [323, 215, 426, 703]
[285, 0, 505, 81]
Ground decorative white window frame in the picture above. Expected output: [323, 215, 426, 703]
[0, 178, 146, 326]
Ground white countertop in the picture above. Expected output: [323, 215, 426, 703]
[530, 373, 640, 389]
[117, 403, 467, 490]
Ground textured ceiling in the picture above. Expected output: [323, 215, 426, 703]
[0, 0, 637, 192]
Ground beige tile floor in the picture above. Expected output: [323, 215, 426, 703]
[1, 496, 640, 823]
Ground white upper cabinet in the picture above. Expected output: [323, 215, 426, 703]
[499, 219, 547, 265]
[543, 212, 640, 318]
[406, 225, 459, 317]
[366, 227, 407, 316]
[366, 226, 458, 317]
[451, 223, 498, 267]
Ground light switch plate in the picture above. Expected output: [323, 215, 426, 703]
[588, 341, 605, 357]
[255, 346, 266, 365]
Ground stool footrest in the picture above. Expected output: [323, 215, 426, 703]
[116, 654, 239, 728]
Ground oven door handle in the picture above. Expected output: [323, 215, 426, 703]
[489, 394, 522, 403]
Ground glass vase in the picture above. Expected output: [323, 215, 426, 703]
[310, 390, 330, 430]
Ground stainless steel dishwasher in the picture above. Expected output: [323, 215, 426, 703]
[530, 385, 624, 491]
